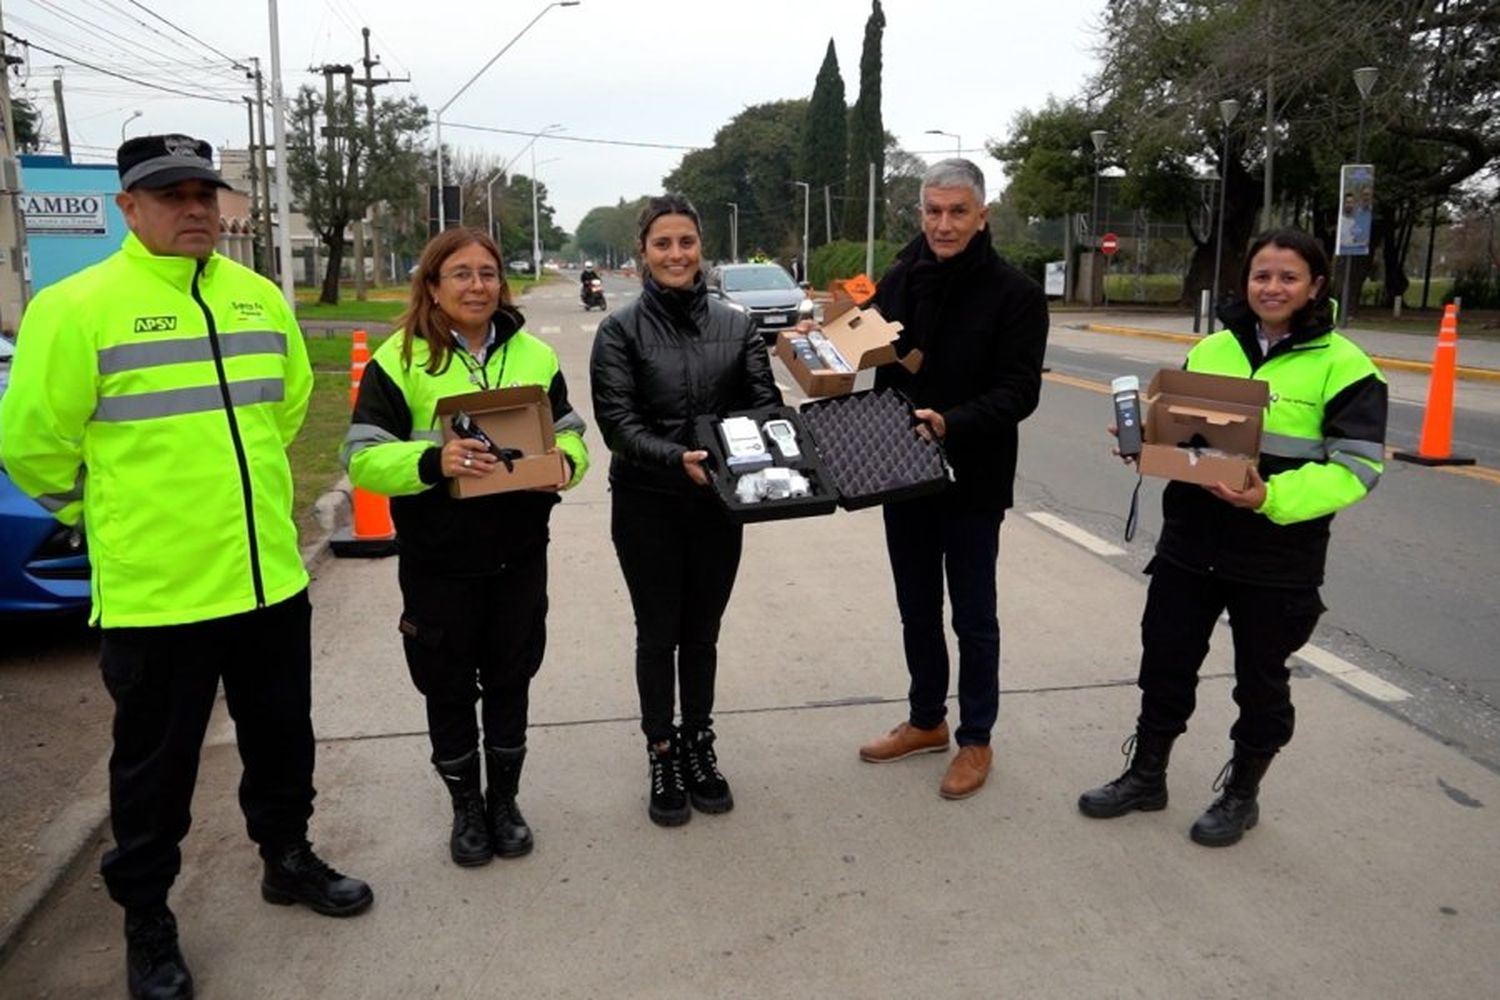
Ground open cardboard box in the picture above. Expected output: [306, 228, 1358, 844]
[434, 385, 568, 498]
[774, 290, 920, 398]
[1138, 369, 1270, 488]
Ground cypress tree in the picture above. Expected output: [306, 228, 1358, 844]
[843, 0, 886, 240]
[799, 40, 847, 245]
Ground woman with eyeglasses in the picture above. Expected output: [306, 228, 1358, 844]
[342, 228, 589, 866]
[590, 194, 782, 827]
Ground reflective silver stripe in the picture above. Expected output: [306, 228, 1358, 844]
[1328, 437, 1384, 462]
[93, 378, 284, 422]
[98, 331, 287, 375]
[342, 422, 401, 461]
[35, 468, 87, 512]
[554, 409, 587, 436]
[1332, 452, 1381, 490]
[1260, 431, 1326, 460]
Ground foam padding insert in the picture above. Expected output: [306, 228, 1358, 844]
[800, 388, 948, 509]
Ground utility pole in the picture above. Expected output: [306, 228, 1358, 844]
[824, 185, 832, 246]
[249, 58, 274, 281]
[343, 68, 364, 300]
[315, 63, 354, 300]
[242, 96, 259, 269]
[0, 22, 32, 332]
[267, 0, 295, 303]
[353, 27, 407, 287]
[51, 71, 70, 160]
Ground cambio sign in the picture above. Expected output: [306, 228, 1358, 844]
[21, 192, 108, 235]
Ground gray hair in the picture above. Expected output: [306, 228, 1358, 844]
[920, 158, 985, 205]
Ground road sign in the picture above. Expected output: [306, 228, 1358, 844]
[1100, 233, 1120, 256]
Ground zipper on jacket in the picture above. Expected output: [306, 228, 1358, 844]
[192, 259, 267, 608]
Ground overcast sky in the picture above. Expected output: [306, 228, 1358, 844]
[7, 0, 1106, 232]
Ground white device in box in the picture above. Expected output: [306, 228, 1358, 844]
[719, 416, 773, 471]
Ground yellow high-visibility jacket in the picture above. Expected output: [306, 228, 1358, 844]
[0, 233, 312, 627]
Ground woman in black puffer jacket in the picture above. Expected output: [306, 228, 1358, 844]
[590, 194, 782, 827]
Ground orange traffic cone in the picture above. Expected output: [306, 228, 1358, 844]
[331, 329, 399, 557]
[1393, 304, 1475, 467]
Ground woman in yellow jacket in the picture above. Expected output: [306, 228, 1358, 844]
[343, 228, 588, 866]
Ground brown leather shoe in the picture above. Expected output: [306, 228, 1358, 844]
[939, 745, 993, 799]
[859, 721, 950, 762]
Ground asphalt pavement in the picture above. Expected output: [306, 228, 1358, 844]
[2, 283, 1498, 997]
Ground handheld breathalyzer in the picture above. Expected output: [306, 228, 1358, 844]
[1111, 376, 1143, 458]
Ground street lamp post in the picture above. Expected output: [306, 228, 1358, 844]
[488, 124, 560, 257]
[1209, 99, 1241, 334]
[1341, 66, 1379, 321]
[925, 128, 962, 156]
[434, 1, 579, 231]
[120, 110, 143, 142]
[530, 150, 561, 279]
[726, 202, 739, 262]
[792, 181, 810, 282]
[1089, 129, 1107, 307]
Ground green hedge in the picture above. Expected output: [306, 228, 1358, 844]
[808, 240, 903, 288]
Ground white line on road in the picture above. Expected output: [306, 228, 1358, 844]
[580, 324, 598, 333]
[1025, 511, 1126, 557]
[540, 325, 560, 334]
[1295, 645, 1411, 702]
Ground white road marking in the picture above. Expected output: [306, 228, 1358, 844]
[1025, 511, 1126, 557]
[1294, 645, 1411, 702]
[580, 324, 598, 333]
[540, 325, 560, 334]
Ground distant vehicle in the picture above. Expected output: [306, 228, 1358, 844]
[581, 278, 606, 311]
[507, 259, 534, 275]
[0, 336, 90, 616]
[708, 263, 806, 346]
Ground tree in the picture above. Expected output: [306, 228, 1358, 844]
[11, 97, 41, 152]
[883, 140, 926, 243]
[664, 100, 809, 261]
[843, 0, 886, 240]
[799, 39, 847, 246]
[576, 197, 651, 266]
[287, 83, 428, 304]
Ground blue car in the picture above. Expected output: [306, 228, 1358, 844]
[0, 335, 90, 616]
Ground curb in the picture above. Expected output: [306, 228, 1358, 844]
[1074, 322, 1500, 385]
[0, 485, 351, 964]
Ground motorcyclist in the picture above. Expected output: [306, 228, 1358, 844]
[581, 261, 606, 310]
[581, 261, 601, 286]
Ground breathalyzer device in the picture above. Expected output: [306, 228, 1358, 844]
[1111, 375, 1143, 458]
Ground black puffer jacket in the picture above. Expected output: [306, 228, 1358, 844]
[873, 228, 1049, 511]
[590, 276, 782, 495]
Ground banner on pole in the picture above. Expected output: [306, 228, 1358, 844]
[1335, 164, 1374, 257]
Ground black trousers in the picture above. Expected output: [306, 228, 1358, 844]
[397, 548, 548, 763]
[610, 486, 743, 744]
[882, 492, 1004, 747]
[1137, 558, 1325, 752]
[98, 590, 315, 910]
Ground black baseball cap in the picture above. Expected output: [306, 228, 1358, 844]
[117, 134, 230, 191]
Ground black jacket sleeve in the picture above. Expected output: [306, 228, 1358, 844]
[589, 313, 686, 468]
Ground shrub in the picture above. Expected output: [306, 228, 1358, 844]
[809, 239, 903, 288]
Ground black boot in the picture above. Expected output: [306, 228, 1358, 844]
[681, 727, 734, 814]
[1078, 729, 1175, 818]
[124, 904, 193, 1000]
[1190, 745, 1276, 847]
[647, 738, 691, 827]
[435, 751, 493, 867]
[261, 842, 374, 916]
[484, 745, 534, 858]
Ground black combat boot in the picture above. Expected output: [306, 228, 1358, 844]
[484, 745, 534, 858]
[1190, 745, 1276, 847]
[681, 727, 734, 814]
[124, 904, 193, 1000]
[1078, 728, 1175, 819]
[435, 750, 494, 867]
[261, 842, 374, 916]
[647, 738, 691, 827]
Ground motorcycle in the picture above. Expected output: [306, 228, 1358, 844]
[581, 278, 606, 311]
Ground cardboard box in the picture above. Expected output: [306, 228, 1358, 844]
[1138, 369, 1269, 488]
[434, 385, 568, 498]
[774, 292, 919, 398]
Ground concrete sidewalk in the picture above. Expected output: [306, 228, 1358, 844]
[2, 456, 1498, 997]
[1057, 308, 1500, 383]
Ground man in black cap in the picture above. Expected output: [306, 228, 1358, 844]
[0, 134, 372, 1000]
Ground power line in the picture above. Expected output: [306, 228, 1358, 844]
[15, 2, 245, 83]
[3, 31, 241, 105]
[444, 121, 706, 152]
[119, 0, 247, 68]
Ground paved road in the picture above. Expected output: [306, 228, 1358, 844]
[3, 280, 1498, 998]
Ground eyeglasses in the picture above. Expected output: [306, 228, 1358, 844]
[439, 268, 502, 286]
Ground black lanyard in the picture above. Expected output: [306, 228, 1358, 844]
[456, 337, 508, 390]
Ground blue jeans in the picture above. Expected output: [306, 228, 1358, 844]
[883, 494, 1004, 746]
